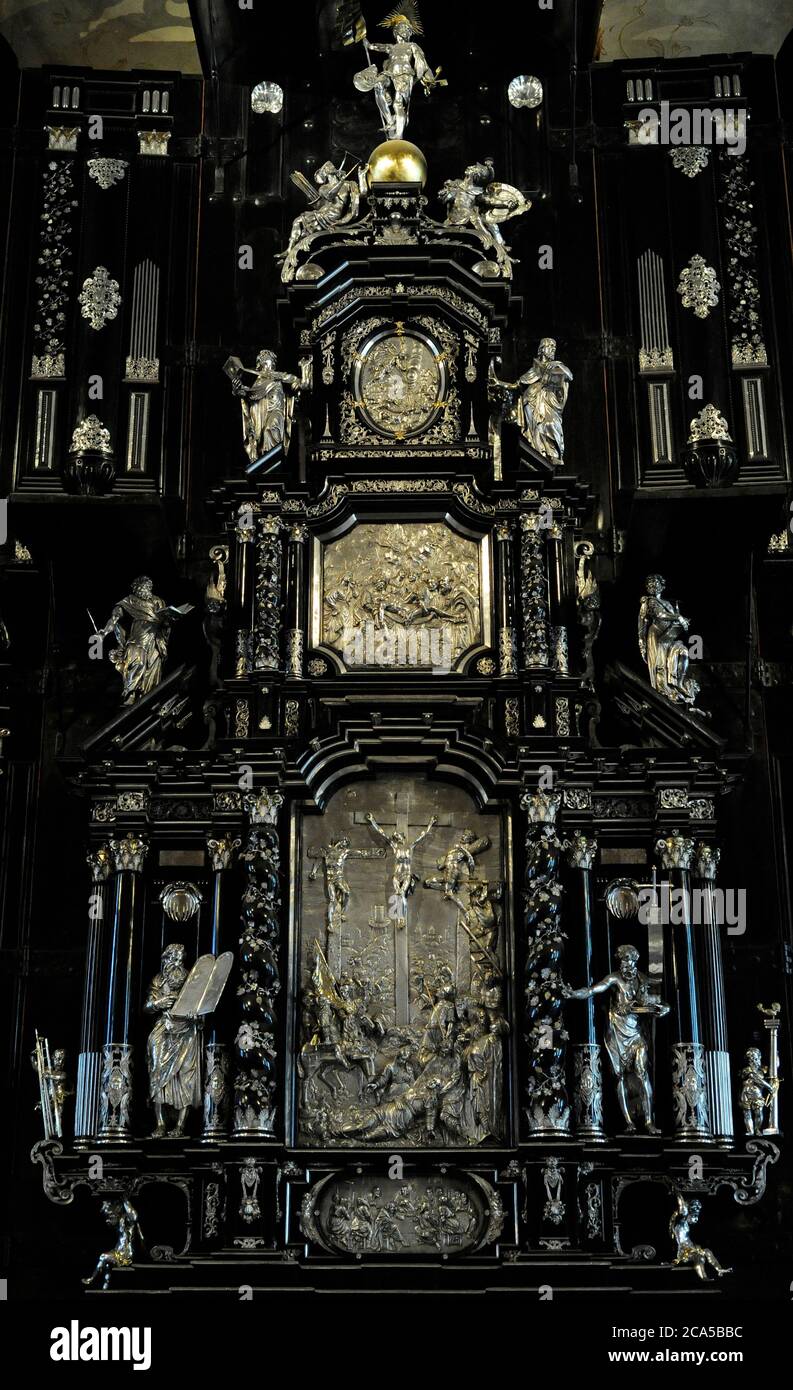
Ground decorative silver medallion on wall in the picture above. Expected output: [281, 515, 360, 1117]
[676, 254, 720, 319]
[352, 325, 448, 439]
[78, 266, 121, 331]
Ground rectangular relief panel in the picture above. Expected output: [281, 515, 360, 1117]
[295, 776, 509, 1148]
[311, 520, 490, 672]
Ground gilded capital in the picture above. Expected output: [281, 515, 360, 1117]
[495, 521, 513, 542]
[520, 789, 561, 825]
[109, 834, 148, 874]
[655, 832, 694, 871]
[567, 833, 597, 870]
[693, 842, 720, 881]
[87, 844, 112, 883]
[207, 833, 242, 872]
[289, 523, 309, 543]
[244, 788, 284, 826]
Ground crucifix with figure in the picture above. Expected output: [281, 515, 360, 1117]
[354, 793, 447, 1024]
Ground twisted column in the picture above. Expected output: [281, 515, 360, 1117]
[233, 790, 284, 1137]
[519, 514, 551, 670]
[522, 790, 570, 1135]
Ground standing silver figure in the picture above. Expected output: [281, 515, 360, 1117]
[669, 1193, 732, 1281]
[224, 350, 306, 466]
[439, 160, 531, 277]
[738, 1047, 778, 1135]
[82, 1197, 141, 1290]
[365, 810, 437, 926]
[278, 160, 365, 283]
[511, 339, 573, 461]
[31, 1034, 71, 1139]
[563, 943, 669, 1134]
[145, 944, 201, 1137]
[352, 8, 445, 141]
[638, 575, 700, 707]
[98, 576, 192, 705]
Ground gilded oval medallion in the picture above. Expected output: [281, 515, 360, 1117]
[354, 328, 445, 438]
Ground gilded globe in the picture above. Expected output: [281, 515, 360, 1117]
[367, 139, 428, 187]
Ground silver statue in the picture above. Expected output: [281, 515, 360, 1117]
[307, 835, 385, 937]
[224, 350, 306, 466]
[739, 1047, 778, 1135]
[439, 159, 531, 277]
[352, 7, 445, 141]
[638, 575, 700, 707]
[365, 810, 438, 926]
[500, 339, 573, 461]
[278, 160, 365, 283]
[144, 944, 201, 1137]
[563, 943, 669, 1134]
[82, 1197, 140, 1290]
[31, 1033, 71, 1139]
[98, 576, 192, 705]
[669, 1193, 732, 1281]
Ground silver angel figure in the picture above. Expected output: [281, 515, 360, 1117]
[439, 159, 531, 277]
[278, 160, 365, 283]
[144, 944, 201, 1137]
[224, 350, 306, 466]
[509, 338, 572, 461]
[82, 1197, 140, 1290]
[638, 575, 700, 706]
[99, 575, 192, 704]
[669, 1193, 732, 1281]
[563, 943, 669, 1134]
[352, 8, 445, 140]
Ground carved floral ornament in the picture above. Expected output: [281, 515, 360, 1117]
[87, 158, 128, 190]
[78, 265, 121, 331]
[677, 254, 720, 319]
[688, 404, 732, 443]
[69, 415, 112, 455]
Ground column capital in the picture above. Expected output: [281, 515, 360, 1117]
[521, 789, 561, 825]
[109, 833, 148, 874]
[495, 520, 514, 542]
[567, 833, 597, 870]
[87, 843, 112, 883]
[693, 841, 720, 881]
[288, 522, 309, 543]
[655, 832, 695, 871]
[244, 788, 284, 826]
[206, 833, 242, 872]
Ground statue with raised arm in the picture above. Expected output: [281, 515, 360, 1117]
[307, 835, 386, 936]
[278, 160, 365, 283]
[669, 1193, 732, 1281]
[98, 575, 193, 705]
[352, 6, 445, 141]
[638, 574, 700, 707]
[223, 350, 306, 466]
[505, 338, 573, 461]
[439, 159, 530, 278]
[563, 943, 669, 1134]
[365, 810, 437, 926]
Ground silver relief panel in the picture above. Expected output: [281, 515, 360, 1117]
[295, 777, 509, 1148]
[312, 520, 490, 672]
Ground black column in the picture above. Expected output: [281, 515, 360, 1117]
[565, 834, 605, 1139]
[203, 832, 241, 1140]
[495, 520, 517, 675]
[285, 522, 308, 679]
[655, 832, 710, 1141]
[75, 843, 112, 1139]
[97, 833, 148, 1141]
[693, 841, 733, 1141]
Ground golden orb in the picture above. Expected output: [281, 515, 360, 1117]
[367, 139, 428, 187]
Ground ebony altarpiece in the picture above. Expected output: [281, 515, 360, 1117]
[2, 3, 792, 1297]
